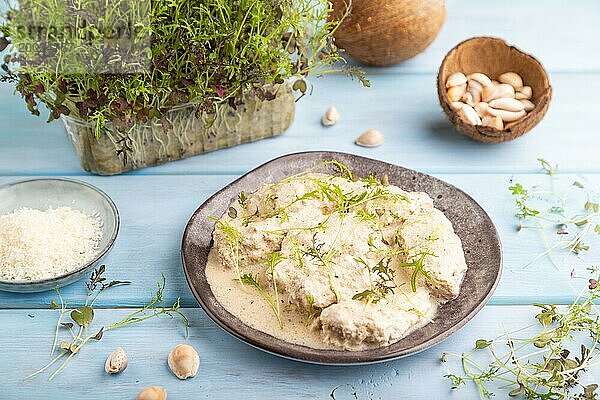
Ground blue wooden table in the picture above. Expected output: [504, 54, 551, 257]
[1, 1, 600, 398]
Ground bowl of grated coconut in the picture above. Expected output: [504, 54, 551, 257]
[0, 178, 119, 293]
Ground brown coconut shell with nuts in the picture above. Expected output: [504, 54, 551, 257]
[438, 36, 552, 143]
[330, 0, 446, 66]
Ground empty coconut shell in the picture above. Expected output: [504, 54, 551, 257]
[437, 36, 552, 143]
[330, 0, 446, 66]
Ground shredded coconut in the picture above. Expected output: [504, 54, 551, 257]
[0, 207, 103, 281]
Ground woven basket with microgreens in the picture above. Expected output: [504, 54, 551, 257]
[0, 0, 366, 175]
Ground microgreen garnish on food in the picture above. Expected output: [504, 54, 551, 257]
[209, 159, 459, 348]
[237, 192, 248, 208]
[305, 293, 320, 326]
[442, 275, 600, 399]
[29, 266, 187, 381]
[353, 257, 398, 304]
[301, 233, 341, 302]
[211, 217, 244, 280]
[265, 251, 284, 324]
[239, 273, 283, 328]
[398, 251, 435, 292]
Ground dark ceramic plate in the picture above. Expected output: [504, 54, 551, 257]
[182, 151, 502, 364]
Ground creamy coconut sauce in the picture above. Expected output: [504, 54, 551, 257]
[206, 165, 467, 351]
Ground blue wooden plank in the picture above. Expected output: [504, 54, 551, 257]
[0, 172, 596, 308]
[2, 72, 600, 176]
[0, 305, 597, 399]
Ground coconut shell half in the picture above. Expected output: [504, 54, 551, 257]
[438, 36, 552, 143]
[331, 0, 446, 66]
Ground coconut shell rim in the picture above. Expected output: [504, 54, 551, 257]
[437, 36, 552, 144]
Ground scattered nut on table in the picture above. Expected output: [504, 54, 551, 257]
[445, 71, 534, 129]
[136, 386, 167, 400]
[104, 347, 128, 375]
[168, 344, 200, 380]
[321, 105, 340, 127]
[355, 129, 384, 147]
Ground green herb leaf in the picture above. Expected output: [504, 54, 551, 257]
[292, 79, 307, 93]
[475, 339, 492, 349]
[70, 306, 94, 328]
[49, 300, 59, 310]
[585, 201, 600, 212]
[583, 384, 598, 399]
[538, 158, 557, 175]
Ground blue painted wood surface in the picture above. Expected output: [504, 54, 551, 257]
[1, 0, 599, 398]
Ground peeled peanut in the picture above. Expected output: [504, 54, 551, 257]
[450, 101, 463, 110]
[136, 387, 167, 400]
[446, 72, 467, 88]
[482, 115, 504, 130]
[474, 102, 489, 118]
[467, 73, 493, 88]
[515, 86, 532, 100]
[467, 79, 483, 93]
[497, 84, 516, 99]
[499, 72, 523, 90]
[168, 344, 200, 380]
[482, 85, 499, 103]
[487, 108, 526, 122]
[447, 84, 467, 102]
[520, 99, 535, 112]
[466, 83, 482, 105]
[459, 103, 481, 126]
[104, 347, 128, 375]
[489, 98, 525, 112]
[321, 105, 340, 127]
[463, 92, 479, 107]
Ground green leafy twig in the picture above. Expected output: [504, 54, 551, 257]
[239, 273, 283, 328]
[28, 266, 187, 381]
[443, 276, 599, 399]
[509, 159, 600, 269]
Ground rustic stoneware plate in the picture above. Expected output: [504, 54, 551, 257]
[182, 151, 502, 364]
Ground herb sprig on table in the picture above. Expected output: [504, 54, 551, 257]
[509, 158, 600, 268]
[29, 265, 188, 381]
[444, 159, 600, 399]
[443, 276, 599, 400]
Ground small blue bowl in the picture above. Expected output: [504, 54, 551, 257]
[0, 178, 120, 293]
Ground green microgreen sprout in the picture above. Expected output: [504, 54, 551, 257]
[237, 191, 248, 208]
[301, 232, 341, 302]
[265, 251, 284, 324]
[29, 265, 187, 381]
[398, 251, 435, 292]
[305, 292, 320, 326]
[509, 159, 600, 269]
[352, 257, 397, 304]
[211, 217, 244, 281]
[0, 0, 368, 135]
[239, 273, 283, 328]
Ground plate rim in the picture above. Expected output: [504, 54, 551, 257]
[182, 151, 503, 364]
